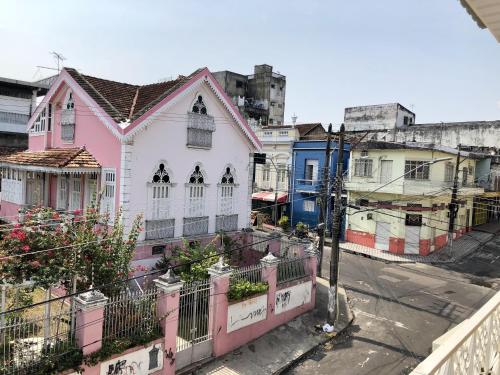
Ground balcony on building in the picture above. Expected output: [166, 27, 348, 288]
[295, 179, 321, 194]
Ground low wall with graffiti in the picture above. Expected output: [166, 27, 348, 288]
[211, 254, 317, 357]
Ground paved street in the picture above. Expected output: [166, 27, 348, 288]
[286, 233, 500, 375]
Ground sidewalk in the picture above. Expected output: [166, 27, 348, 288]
[193, 279, 353, 375]
[336, 225, 499, 264]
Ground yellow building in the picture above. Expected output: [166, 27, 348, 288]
[344, 142, 484, 255]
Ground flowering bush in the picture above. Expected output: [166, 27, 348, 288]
[0, 205, 143, 296]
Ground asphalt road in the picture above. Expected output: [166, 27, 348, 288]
[286, 236, 499, 375]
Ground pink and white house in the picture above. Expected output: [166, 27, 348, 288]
[0, 67, 261, 258]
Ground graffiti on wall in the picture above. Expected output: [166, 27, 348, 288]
[275, 280, 312, 315]
[227, 294, 268, 333]
[100, 343, 163, 375]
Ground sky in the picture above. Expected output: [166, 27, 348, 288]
[1, 0, 499, 128]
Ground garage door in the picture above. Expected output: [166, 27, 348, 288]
[405, 226, 420, 254]
[375, 222, 390, 251]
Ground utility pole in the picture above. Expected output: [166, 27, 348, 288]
[317, 123, 333, 277]
[328, 123, 345, 324]
[447, 145, 461, 257]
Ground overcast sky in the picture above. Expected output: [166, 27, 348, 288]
[1, 0, 499, 127]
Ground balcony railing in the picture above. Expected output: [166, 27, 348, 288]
[0, 111, 29, 125]
[183, 216, 209, 236]
[411, 290, 500, 375]
[216, 214, 238, 232]
[295, 179, 321, 193]
[145, 219, 175, 240]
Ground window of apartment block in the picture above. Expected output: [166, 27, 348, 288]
[101, 169, 116, 219]
[269, 119, 273, 124]
[262, 165, 270, 181]
[444, 162, 454, 182]
[277, 164, 287, 183]
[270, 102, 275, 107]
[405, 160, 430, 180]
[235, 80, 244, 88]
[271, 84, 275, 89]
[264, 131, 273, 136]
[278, 104, 282, 108]
[279, 130, 288, 136]
[462, 167, 468, 186]
[404, 116, 409, 125]
[277, 121, 282, 125]
[303, 200, 315, 212]
[405, 213, 422, 226]
[32, 107, 47, 133]
[354, 159, 373, 177]
[305, 159, 319, 182]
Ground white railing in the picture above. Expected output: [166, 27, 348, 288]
[411, 291, 500, 375]
[1, 178, 23, 204]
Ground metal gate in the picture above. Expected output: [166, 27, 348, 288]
[176, 279, 213, 370]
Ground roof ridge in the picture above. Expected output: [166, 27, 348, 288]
[70, 69, 126, 120]
[58, 147, 85, 168]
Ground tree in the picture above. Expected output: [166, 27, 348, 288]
[0, 205, 143, 296]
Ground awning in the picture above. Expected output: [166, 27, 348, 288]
[252, 191, 288, 203]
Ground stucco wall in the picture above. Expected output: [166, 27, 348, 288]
[127, 82, 253, 240]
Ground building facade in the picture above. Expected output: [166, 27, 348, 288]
[213, 64, 286, 127]
[290, 140, 350, 231]
[0, 76, 49, 154]
[344, 142, 484, 256]
[0, 67, 261, 263]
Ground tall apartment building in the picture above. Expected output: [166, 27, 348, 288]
[213, 64, 286, 127]
[0, 76, 50, 154]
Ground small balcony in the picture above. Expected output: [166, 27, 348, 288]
[145, 219, 175, 240]
[295, 179, 321, 194]
[183, 216, 209, 236]
[216, 214, 238, 232]
[187, 113, 215, 148]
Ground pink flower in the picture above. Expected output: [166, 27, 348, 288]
[14, 223, 21, 228]
[73, 209, 82, 216]
[47, 250, 54, 257]
[52, 212, 60, 220]
[30, 260, 40, 268]
[22, 245, 30, 252]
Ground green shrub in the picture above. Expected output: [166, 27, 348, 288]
[228, 280, 268, 302]
[278, 215, 290, 231]
[295, 222, 309, 239]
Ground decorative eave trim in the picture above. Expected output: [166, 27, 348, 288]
[123, 68, 262, 151]
[27, 70, 123, 141]
[0, 162, 101, 174]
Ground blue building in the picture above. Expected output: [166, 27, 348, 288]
[290, 140, 350, 234]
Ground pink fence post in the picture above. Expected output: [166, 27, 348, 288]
[304, 241, 318, 306]
[208, 259, 232, 357]
[74, 290, 108, 355]
[154, 269, 184, 375]
[260, 252, 280, 322]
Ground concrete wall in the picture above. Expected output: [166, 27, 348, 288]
[344, 103, 415, 132]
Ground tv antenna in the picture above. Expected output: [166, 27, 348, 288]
[51, 51, 66, 72]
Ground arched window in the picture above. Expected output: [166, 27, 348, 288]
[61, 91, 76, 142]
[186, 165, 206, 217]
[187, 95, 215, 148]
[148, 163, 172, 221]
[217, 166, 238, 231]
[192, 95, 207, 115]
[66, 92, 75, 110]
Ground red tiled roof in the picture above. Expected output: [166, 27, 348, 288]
[65, 68, 204, 122]
[0, 147, 100, 169]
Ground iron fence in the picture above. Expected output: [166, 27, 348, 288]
[277, 256, 308, 284]
[0, 307, 75, 374]
[103, 287, 160, 341]
[230, 263, 264, 285]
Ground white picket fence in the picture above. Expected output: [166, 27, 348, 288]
[411, 290, 500, 375]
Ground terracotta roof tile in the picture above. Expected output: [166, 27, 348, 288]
[64, 67, 204, 122]
[0, 148, 100, 169]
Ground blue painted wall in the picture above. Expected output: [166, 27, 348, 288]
[290, 140, 350, 237]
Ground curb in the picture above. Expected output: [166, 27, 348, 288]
[273, 285, 354, 375]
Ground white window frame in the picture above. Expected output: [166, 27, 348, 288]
[148, 184, 171, 220]
[57, 175, 68, 210]
[218, 167, 236, 216]
[444, 163, 454, 183]
[25, 172, 44, 206]
[1, 168, 23, 204]
[305, 159, 319, 181]
[69, 175, 82, 212]
[303, 200, 315, 212]
[354, 159, 373, 177]
[186, 184, 205, 217]
[101, 168, 116, 219]
[31, 107, 47, 133]
[404, 160, 430, 180]
[84, 173, 98, 207]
